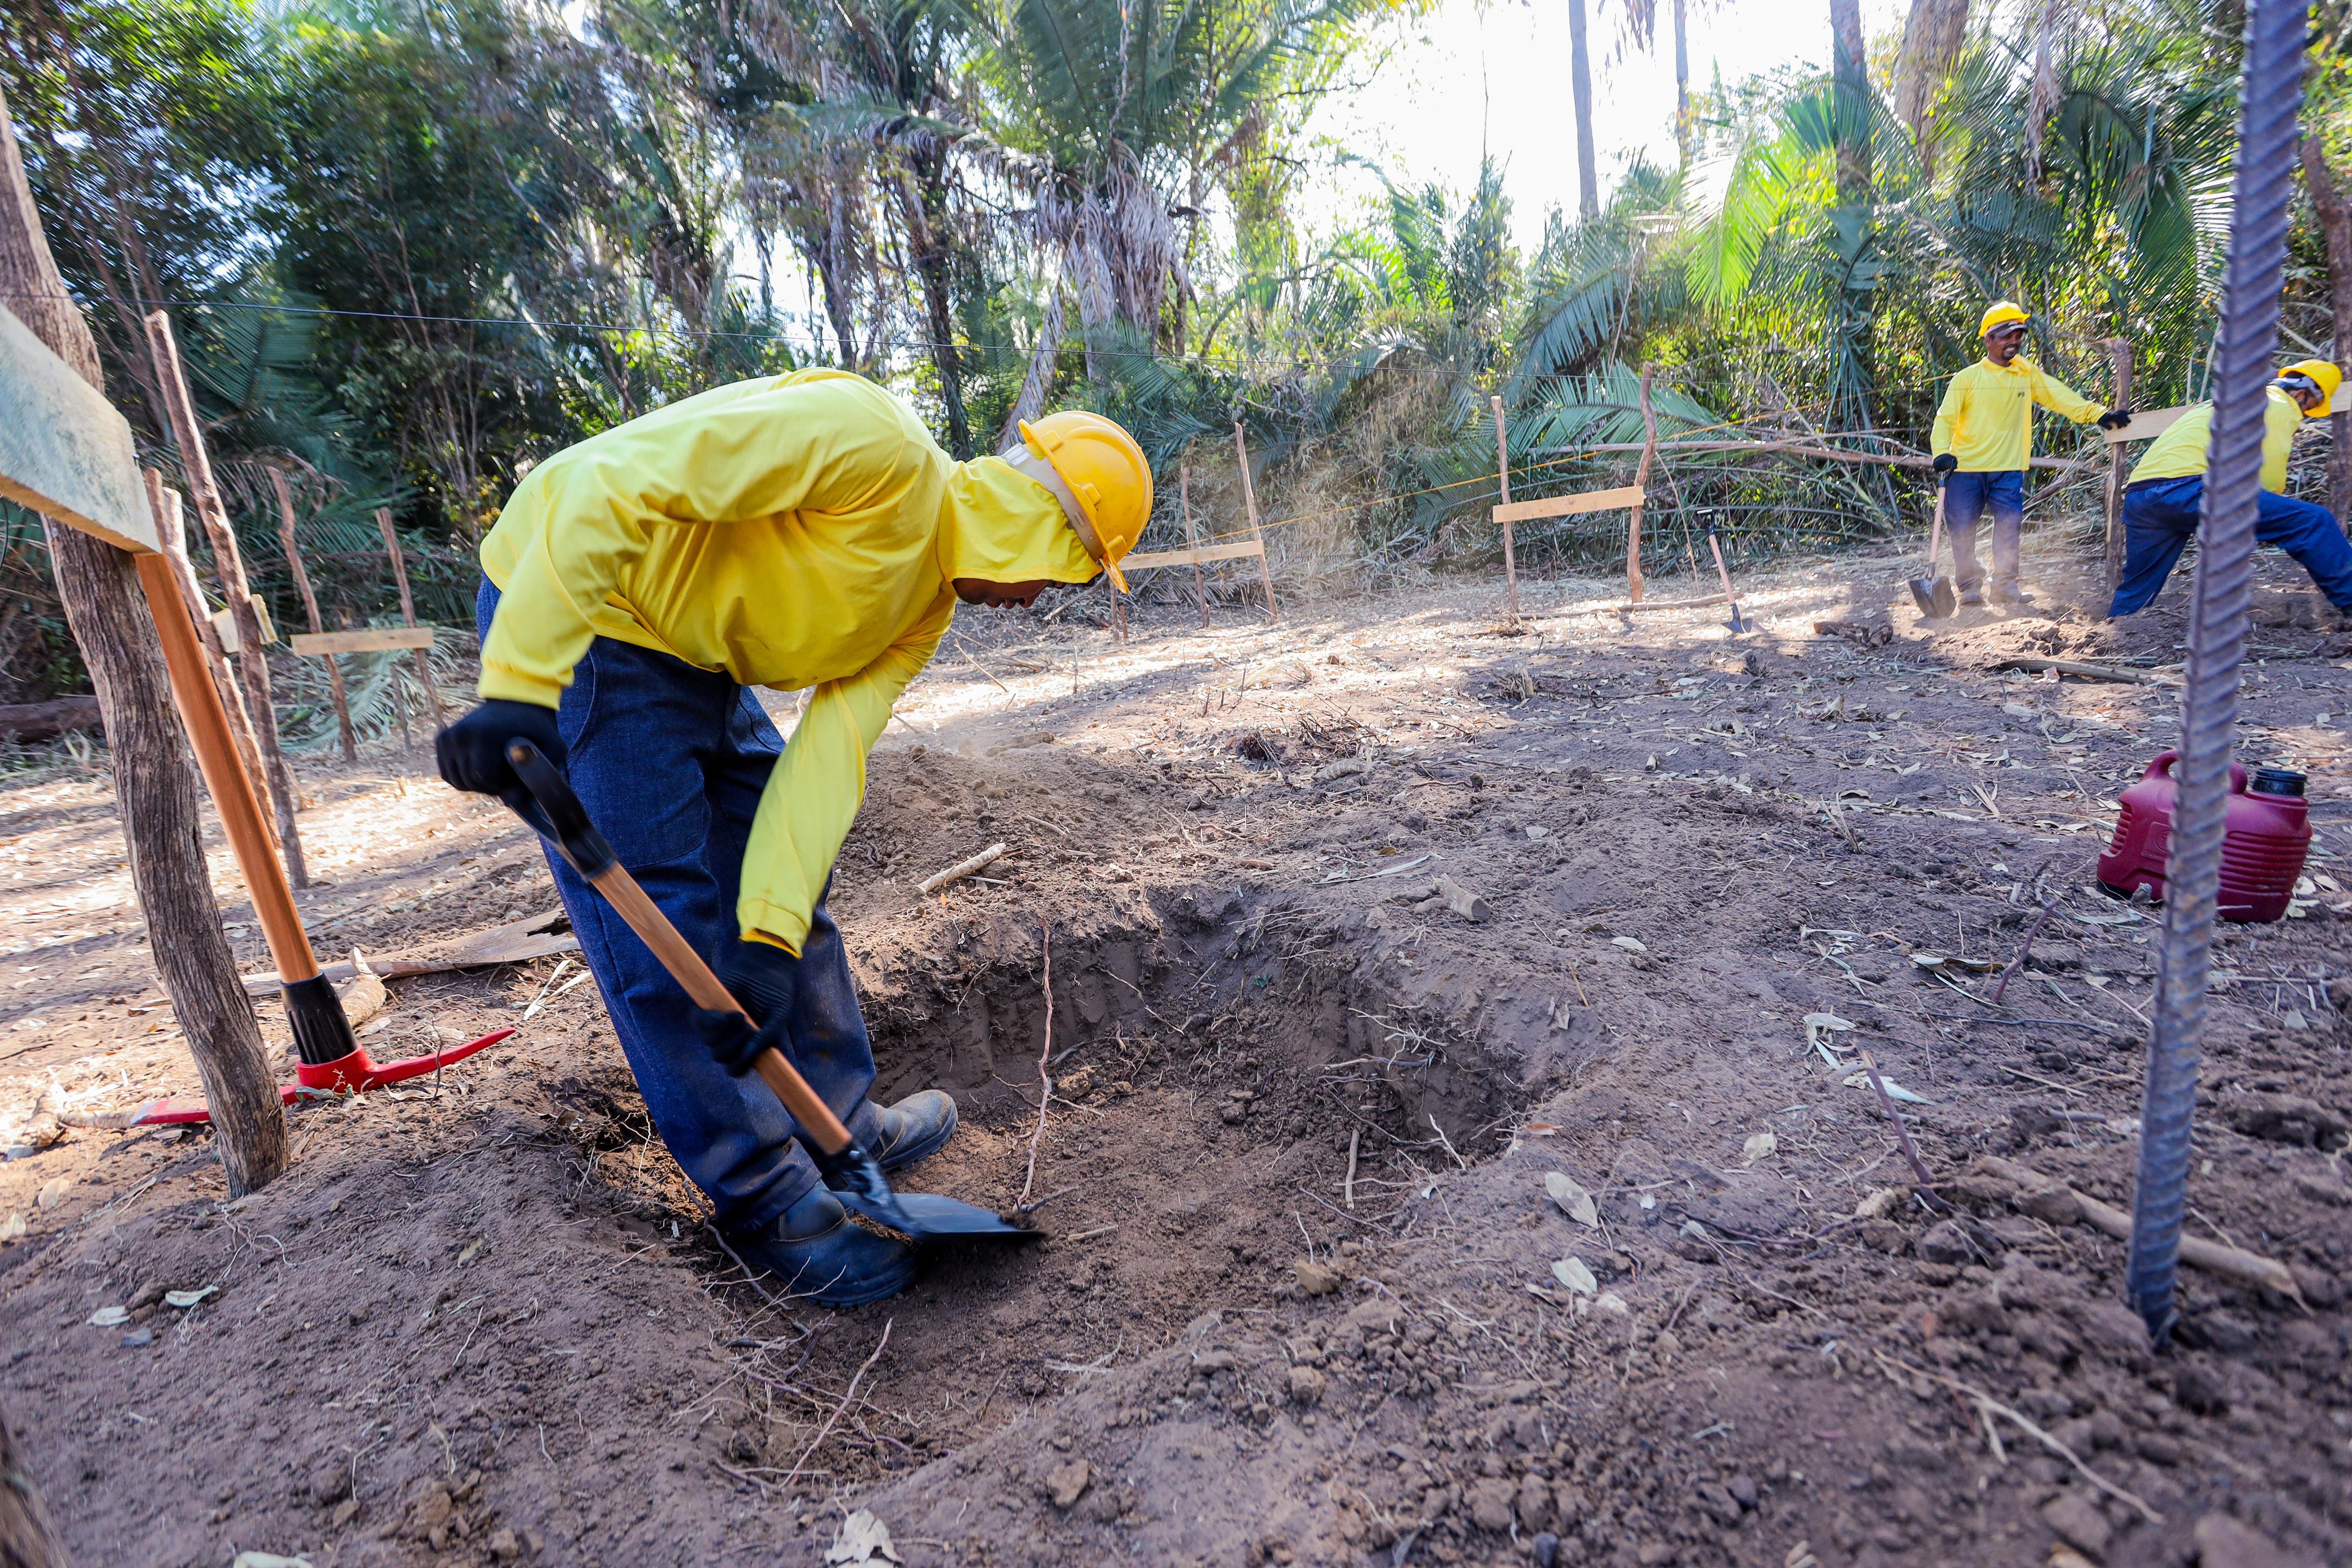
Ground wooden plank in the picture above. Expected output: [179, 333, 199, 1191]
[1123, 538, 1267, 570]
[290, 626, 434, 657]
[1493, 484, 1646, 525]
[0, 304, 155, 552]
[2101, 405, 2190, 444]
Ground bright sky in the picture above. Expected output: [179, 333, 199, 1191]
[1307, 0, 1913, 250]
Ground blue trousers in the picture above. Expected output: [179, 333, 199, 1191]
[477, 580, 879, 1229]
[1943, 470, 2026, 591]
[2107, 477, 2352, 617]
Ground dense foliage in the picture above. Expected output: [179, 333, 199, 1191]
[2, 0, 2347, 704]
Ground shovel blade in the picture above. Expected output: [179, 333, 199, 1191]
[1909, 574, 1957, 620]
[822, 1145, 1037, 1244]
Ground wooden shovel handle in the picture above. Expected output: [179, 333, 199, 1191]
[582, 861, 854, 1154]
[1926, 478, 1947, 570]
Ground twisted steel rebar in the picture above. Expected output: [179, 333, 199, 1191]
[2125, 0, 2310, 1346]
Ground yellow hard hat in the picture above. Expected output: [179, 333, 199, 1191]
[1019, 411, 1152, 593]
[1978, 301, 2031, 338]
[2278, 359, 2343, 404]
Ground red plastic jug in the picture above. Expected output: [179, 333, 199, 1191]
[2098, 751, 2311, 923]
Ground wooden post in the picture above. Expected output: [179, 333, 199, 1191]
[0, 85, 288, 1194]
[145, 309, 309, 886]
[1180, 461, 1209, 627]
[152, 474, 278, 851]
[272, 470, 356, 762]
[1231, 422, 1279, 620]
[1109, 577, 1127, 643]
[2104, 339, 2134, 598]
[1628, 364, 1660, 603]
[376, 506, 447, 729]
[1489, 395, 1522, 622]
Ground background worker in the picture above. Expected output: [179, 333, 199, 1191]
[1931, 301, 2133, 606]
[2108, 360, 2352, 619]
[433, 369, 1149, 1305]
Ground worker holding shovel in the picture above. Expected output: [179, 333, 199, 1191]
[1930, 301, 2133, 607]
[2107, 361, 2352, 620]
[433, 369, 1149, 1304]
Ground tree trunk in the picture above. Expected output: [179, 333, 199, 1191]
[1001, 280, 1065, 452]
[2302, 133, 2352, 519]
[1567, 0, 1601, 220]
[898, 161, 973, 461]
[1896, 0, 1970, 152]
[1831, 0, 1873, 202]
[0, 1399, 70, 1568]
[1673, 0, 1692, 164]
[144, 311, 308, 885]
[0, 90, 288, 1197]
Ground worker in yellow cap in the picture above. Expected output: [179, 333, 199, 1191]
[433, 370, 1149, 1303]
[2109, 360, 2352, 618]
[1930, 301, 2133, 606]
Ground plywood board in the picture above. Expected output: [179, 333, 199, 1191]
[1122, 538, 1267, 570]
[1493, 484, 1646, 525]
[2101, 405, 2190, 444]
[0, 305, 155, 553]
[289, 626, 434, 656]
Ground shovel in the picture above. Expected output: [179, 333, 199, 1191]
[1907, 477, 1958, 619]
[1706, 526, 1747, 633]
[504, 741, 1035, 1245]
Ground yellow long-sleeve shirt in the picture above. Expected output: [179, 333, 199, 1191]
[1930, 356, 2104, 471]
[477, 369, 1099, 952]
[2127, 387, 2306, 492]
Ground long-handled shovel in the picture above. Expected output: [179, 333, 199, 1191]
[1706, 526, 1747, 633]
[1907, 477, 1958, 619]
[504, 742, 1034, 1244]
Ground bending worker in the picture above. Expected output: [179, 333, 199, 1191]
[434, 370, 1148, 1305]
[1930, 301, 2132, 606]
[2108, 360, 2352, 618]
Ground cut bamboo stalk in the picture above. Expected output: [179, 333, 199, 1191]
[1628, 364, 1659, 603]
[1490, 395, 1521, 623]
[918, 841, 1009, 894]
[1181, 461, 1208, 627]
[1978, 1157, 2303, 1305]
[376, 507, 446, 730]
[146, 309, 308, 886]
[271, 469, 355, 762]
[146, 472, 278, 859]
[1231, 422, 1279, 620]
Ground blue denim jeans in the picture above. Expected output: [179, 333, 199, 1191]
[2108, 477, 2352, 617]
[1943, 469, 2026, 592]
[477, 579, 879, 1229]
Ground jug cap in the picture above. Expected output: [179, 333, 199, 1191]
[2250, 766, 2307, 798]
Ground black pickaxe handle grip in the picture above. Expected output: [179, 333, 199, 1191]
[501, 740, 857, 1155]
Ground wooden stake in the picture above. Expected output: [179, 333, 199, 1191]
[0, 85, 288, 1193]
[150, 474, 278, 855]
[376, 507, 446, 729]
[1231, 422, 1279, 620]
[271, 470, 355, 762]
[1181, 461, 1208, 627]
[1489, 395, 1521, 622]
[2104, 339, 2133, 599]
[1628, 364, 1660, 603]
[145, 309, 309, 886]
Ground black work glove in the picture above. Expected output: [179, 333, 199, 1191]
[691, 938, 801, 1077]
[1931, 453, 1957, 475]
[2097, 407, 2134, 431]
[436, 699, 564, 807]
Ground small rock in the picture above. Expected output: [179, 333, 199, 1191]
[486, 1527, 522, 1561]
[1286, 1367, 1325, 1406]
[1653, 1329, 1683, 1359]
[1435, 876, 1490, 922]
[1693, 1480, 1742, 1527]
[1044, 1458, 1091, 1510]
[2193, 1511, 2320, 1568]
[1465, 1477, 1515, 1532]
[330, 1499, 361, 1529]
[120, 1328, 152, 1349]
[1295, 1259, 1343, 1297]
[2040, 1491, 2112, 1557]
[1918, 1220, 1977, 1266]
[1726, 1474, 1757, 1510]
[1192, 1349, 1238, 1374]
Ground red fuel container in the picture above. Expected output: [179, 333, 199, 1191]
[2098, 750, 2311, 923]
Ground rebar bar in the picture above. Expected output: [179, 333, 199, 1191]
[2126, 0, 2308, 1347]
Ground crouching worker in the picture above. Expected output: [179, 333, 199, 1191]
[2108, 360, 2352, 620]
[1930, 301, 2133, 607]
[435, 370, 1149, 1304]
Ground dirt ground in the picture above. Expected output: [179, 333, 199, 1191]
[4, 534, 2350, 1568]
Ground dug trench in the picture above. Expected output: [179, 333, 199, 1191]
[7, 560, 2352, 1567]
